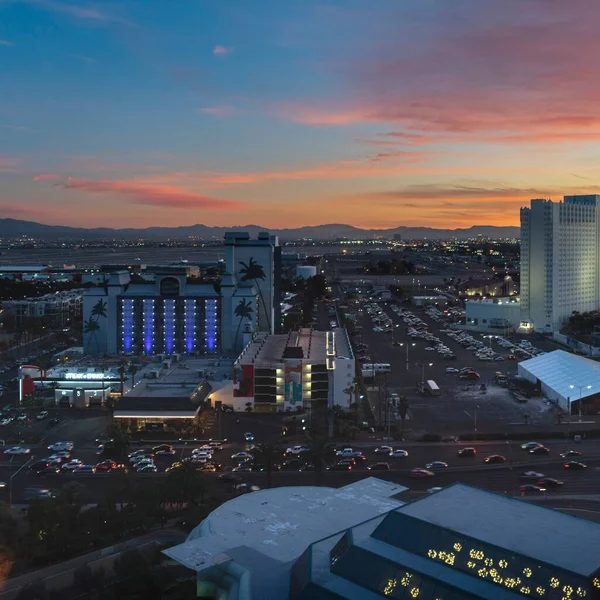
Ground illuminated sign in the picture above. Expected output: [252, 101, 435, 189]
[64, 372, 109, 380]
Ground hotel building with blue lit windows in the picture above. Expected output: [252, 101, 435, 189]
[82, 231, 280, 356]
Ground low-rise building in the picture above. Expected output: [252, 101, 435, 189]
[166, 482, 600, 600]
[2, 289, 83, 327]
[465, 297, 521, 331]
[231, 328, 355, 413]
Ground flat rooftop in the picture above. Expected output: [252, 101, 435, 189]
[165, 478, 407, 571]
[239, 328, 353, 367]
[398, 483, 600, 577]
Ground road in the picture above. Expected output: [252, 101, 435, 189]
[2, 435, 599, 503]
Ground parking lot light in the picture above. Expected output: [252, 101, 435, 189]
[569, 384, 591, 422]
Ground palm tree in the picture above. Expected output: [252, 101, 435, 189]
[90, 299, 107, 319]
[83, 318, 100, 353]
[233, 299, 254, 350]
[239, 257, 270, 331]
[253, 442, 282, 488]
[306, 437, 337, 486]
[398, 396, 409, 439]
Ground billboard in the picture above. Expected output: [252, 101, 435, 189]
[233, 364, 254, 397]
[285, 363, 302, 407]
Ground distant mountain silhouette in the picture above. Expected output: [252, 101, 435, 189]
[0, 218, 519, 241]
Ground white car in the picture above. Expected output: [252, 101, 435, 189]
[36, 411, 49, 420]
[389, 449, 409, 458]
[48, 442, 74, 452]
[5, 446, 30, 455]
[232, 452, 253, 461]
[61, 459, 83, 471]
[374, 445, 393, 454]
[286, 446, 309, 455]
[49, 451, 71, 461]
[520, 471, 545, 480]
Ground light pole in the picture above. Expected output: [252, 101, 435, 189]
[569, 384, 591, 422]
[9, 455, 33, 508]
[391, 324, 399, 344]
[417, 362, 433, 385]
[400, 342, 416, 371]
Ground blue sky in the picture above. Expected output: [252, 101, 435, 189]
[2, 0, 600, 229]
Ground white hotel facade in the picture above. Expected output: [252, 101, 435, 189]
[520, 195, 600, 333]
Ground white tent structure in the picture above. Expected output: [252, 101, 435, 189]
[518, 349, 600, 413]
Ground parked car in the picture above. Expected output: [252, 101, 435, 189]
[95, 460, 117, 472]
[73, 465, 96, 474]
[36, 411, 49, 420]
[61, 459, 84, 472]
[137, 465, 158, 473]
[232, 452, 253, 461]
[4, 446, 30, 455]
[153, 445, 175, 456]
[244, 432, 254, 442]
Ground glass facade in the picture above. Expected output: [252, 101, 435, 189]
[118, 297, 219, 355]
[372, 512, 592, 600]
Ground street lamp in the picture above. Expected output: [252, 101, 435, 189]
[417, 362, 433, 385]
[391, 324, 399, 344]
[400, 342, 416, 371]
[569, 384, 591, 422]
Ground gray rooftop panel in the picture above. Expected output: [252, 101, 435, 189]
[397, 483, 600, 576]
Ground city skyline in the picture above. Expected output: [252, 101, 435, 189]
[3, 1, 600, 229]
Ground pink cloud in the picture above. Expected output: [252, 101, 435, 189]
[56, 178, 244, 210]
[274, 2, 600, 145]
[32, 174, 60, 181]
[199, 106, 237, 116]
[0, 201, 67, 219]
[213, 45, 234, 56]
[0, 156, 21, 173]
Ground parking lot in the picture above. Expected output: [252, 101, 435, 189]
[356, 302, 558, 436]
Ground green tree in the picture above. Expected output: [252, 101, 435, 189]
[239, 257, 270, 330]
[233, 298, 254, 350]
[306, 437, 337, 486]
[398, 396, 409, 439]
[253, 442, 282, 488]
[106, 425, 131, 462]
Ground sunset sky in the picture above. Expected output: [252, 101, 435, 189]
[3, 0, 600, 230]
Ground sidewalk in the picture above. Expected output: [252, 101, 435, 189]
[0, 527, 186, 599]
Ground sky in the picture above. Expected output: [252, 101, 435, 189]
[3, 0, 600, 230]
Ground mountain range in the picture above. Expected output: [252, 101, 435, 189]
[0, 219, 519, 241]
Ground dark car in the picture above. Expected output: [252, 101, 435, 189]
[564, 461, 587, 470]
[519, 484, 546, 493]
[47, 418, 59, 428]
[137, 465, 158, 473]
[560, 450, 583, 458]
[484, 455, 506, 464]
[529, 446, 550, 455]
[29, 461, 50, 473]
[217, 473, 243, 483]
[328, 462, 353, 471]
[457, 447, 477, 457]
[538, 478, 564, 487]
[368, 462, 391, 471]
[37, 465, 60, 476]
[281, 459, 303, 470]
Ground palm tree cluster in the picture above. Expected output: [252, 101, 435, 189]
[84, 299, 107, 353]
[239, 258, 270, 330]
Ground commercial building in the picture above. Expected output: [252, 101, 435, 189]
[465, 297, 521, 331]
[82, 231, 281, 356]
[457, 275, 517, 298]
[518, 349, 600, 415]
[164, 478, 407, 600]
[1, 289, 83, 327]
[165, 482, 600, 600]
[231, 328, 355, 413]
[296, 265, 317, 279]
[520, 195, 600, 333]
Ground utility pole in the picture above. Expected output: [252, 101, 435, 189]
[10, 456, 33, 508]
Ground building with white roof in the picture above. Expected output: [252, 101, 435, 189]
[165, 482, 600, 600]
[164, 478, 407, 600]
[518, 349, 600, 414]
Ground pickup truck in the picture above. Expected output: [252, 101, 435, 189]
[336, 448, 363, 458]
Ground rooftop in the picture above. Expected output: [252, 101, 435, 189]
[165, 478, 406, 570]
[519, 349, 600, 402]
[397, 483, 600, 577]
[237, 328, 353, 367]
[113, 391, 206, 418]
